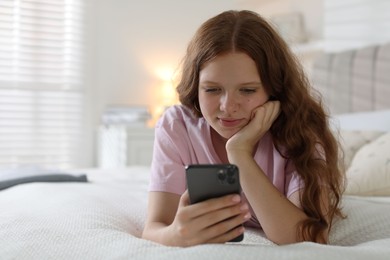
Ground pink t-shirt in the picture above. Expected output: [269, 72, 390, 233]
[149, 105, 303, 228]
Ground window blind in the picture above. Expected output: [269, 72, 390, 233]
[0, 0, 86, 169]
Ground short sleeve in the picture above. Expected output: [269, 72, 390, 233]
[148, 123, 188, 195]
[148, 107, 196, 195]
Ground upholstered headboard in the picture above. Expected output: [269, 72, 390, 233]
[310, 42, 390, 115]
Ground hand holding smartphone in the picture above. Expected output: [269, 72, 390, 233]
[185, 164, 244, 242]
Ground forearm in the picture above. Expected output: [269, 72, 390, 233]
[228, 152, 308, 244]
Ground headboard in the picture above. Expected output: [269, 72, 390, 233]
[310, 42, 390, 115]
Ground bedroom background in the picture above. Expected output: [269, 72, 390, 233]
[1, 1, 390, 258]
[1, 0, 389, 170]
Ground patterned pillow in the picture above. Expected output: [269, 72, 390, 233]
[337, 130, 384, 169]
[345, 132, 390, 196]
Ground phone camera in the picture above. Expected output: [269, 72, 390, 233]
[217, 168, 236, 185]
[227, 169, 235, 177]
[227, 177, 236, 184]
[217, 171, 226, 181]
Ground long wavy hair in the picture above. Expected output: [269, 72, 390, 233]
[176, 10, 345, 243]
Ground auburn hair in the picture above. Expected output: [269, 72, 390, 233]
[176, 10, 345, 243]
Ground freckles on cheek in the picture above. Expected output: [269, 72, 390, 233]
[206, 102, 218, 112]
[247, 99, 266, 107]
[202, 96, 217, 106]
[247, 97, 268, 107]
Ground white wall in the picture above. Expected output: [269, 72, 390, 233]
[93, 0, 238, 119]
[238, 0, 324, 41]
[236, 0, 325, 75]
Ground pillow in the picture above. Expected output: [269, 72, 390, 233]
[337, 130, 384, 169]
[345, 132, 390, 196]
[331, 109, 390, 132]
[0, 165, 88, 191]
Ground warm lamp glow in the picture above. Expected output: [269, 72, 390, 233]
[161, 81, 176, 104]
[155, 68, 175, 81]
[149, 66, 179, 126]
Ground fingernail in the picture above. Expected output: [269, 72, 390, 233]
[240, 203, 248, 211]
[232, 195, 241, 203]
[238, 226, 245, 233]
[244, 213, 251, 220]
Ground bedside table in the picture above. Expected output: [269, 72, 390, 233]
[98, 125, 155, 167]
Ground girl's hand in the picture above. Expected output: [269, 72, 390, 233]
[169, 190, 250, 247]
[226, 101, 280, 156]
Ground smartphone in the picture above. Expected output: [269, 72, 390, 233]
[185, 164, 244, 242]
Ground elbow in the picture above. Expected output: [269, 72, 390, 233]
[140, 227, 149, 240]
[269, 236, 303, 246]
[141, 223, 155, 242]
[270, 236, 327, 246]
[266, 229, 329, 245]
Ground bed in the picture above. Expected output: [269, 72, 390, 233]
[1, 43, 390, 259]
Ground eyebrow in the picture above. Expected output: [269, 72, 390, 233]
[199, 80, 262, 86]
[240, 82, 262, 86]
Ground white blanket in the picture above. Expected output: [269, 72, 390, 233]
[0, 166, 389, 260]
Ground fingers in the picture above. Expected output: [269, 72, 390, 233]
[253, 101, 280, 127]
[193, 199, 250, 231]
[186, 208, 250, 245]
[180, 193, 245, 230]
[188, 194, 242, 218]
[207, 226, 245, 244]
[179, 190, 191, 207]
[266, 101, 280, 125]
[269, 100, 281, 120]
[178, 192, 244, 221]
[205, 213, 249, 244]
[175, 192, 250, 245]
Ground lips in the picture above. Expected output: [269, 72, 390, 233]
[219, 118, 243, 127]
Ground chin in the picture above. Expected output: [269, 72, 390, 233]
[216, 128, 239, 140]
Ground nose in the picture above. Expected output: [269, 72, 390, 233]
[220, 93, 238, 114]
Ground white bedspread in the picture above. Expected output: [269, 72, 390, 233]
[0, 166, 389, 260]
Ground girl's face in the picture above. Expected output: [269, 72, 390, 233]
[198, 52, 270, 140]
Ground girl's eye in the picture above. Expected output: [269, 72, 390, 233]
[204, 87, 221, 93]
[240, 88, 256, 94]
